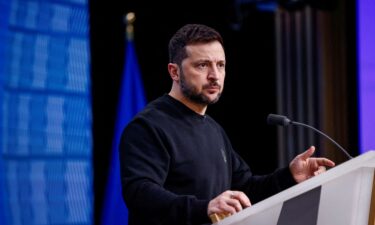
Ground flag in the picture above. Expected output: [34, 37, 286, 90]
[101, 38, 147, 225]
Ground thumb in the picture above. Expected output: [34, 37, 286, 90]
[299, 146, 315, 160]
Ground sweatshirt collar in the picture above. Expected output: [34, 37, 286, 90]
[164, 94, 207, 120]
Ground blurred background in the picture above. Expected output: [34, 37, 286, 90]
[0, 0, 374, 224]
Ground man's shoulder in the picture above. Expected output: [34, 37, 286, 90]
[130, 95, 174, 124]
[204, 114, 223, 128]
[122, 95, 177, 139]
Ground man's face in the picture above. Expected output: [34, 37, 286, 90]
[178, 41, 226, 105]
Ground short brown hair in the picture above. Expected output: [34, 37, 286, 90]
[168, 24, 224, 65]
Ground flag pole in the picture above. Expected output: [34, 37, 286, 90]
[125, 12, 135, 41]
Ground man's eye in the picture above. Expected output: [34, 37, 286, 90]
[218, 63, 225, 69]
[198, 63, 207, 68]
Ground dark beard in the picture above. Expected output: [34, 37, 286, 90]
[179, 70, 221, 105]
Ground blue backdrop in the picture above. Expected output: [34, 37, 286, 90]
[0, 0, 93, 224]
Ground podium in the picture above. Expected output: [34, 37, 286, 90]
[216, 150, 375, 225]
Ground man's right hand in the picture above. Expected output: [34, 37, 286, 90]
[207, 190, 251, 217]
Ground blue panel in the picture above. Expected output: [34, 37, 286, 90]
[358, 0, 375, 153]
[0, 0, 11, 223]
[0, 0, 93, 224]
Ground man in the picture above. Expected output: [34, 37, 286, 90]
[119, 24, 335, 225]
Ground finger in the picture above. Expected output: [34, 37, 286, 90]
[214, 199, 237, 215]
[225, 190, 235, 199]
[314, 158, 335, 167]
[318, 165, 326, 172]
[313, 166, 326, 176]
[299, 146, 315, 160]
[227, 198, 243, 212]
[231, 191, 251, 208]
[216, 204, 236, 215]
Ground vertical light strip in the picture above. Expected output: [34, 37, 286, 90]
[358, 0, 375, 153]
[0, 0, 10, 223]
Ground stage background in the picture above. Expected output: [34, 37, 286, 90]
[90, 0, 359, 224]
[1, 0, 373, 224]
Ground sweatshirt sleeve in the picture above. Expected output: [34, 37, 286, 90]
[119, 118, 211, 225]
[230, 150, 297, 204]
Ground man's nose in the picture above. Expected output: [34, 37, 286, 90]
[207, 66, 220, 80]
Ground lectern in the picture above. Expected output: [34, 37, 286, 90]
[215, 150, 375, 225]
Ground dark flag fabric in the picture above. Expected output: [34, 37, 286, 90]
[101, 39, 147, 225]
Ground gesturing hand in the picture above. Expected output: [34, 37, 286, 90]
[289, 146, 335, 183]
[207, 190, 251, 217]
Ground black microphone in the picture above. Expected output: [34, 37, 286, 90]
[267, 113, 353, 159]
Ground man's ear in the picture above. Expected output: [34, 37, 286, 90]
[168, 63, 180, 81]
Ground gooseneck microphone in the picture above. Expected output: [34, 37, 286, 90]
[267, 114, 353, 159]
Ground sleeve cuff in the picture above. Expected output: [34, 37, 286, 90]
[191, 199, 210, 224]
[275, 167, 297, 190]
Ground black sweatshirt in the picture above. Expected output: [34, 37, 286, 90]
[120, 94, 296, 225]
